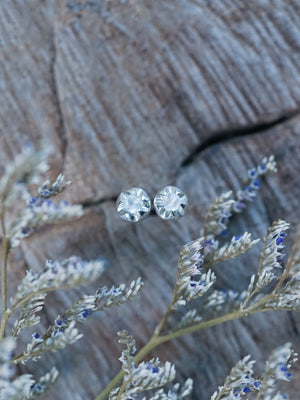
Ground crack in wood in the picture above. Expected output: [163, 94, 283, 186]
[80, 108, 300, 209]
[81, 195, 118, 209]
[288, 312, 300, 339]
[50, 25, 68, 172]
[180, 109, 300, 169]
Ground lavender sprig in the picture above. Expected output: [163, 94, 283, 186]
[256, 343, 297, 400]
[175, 309, 202, 330]
[63, 278, 143, 324]
[16, 321, 83, 364]
[210, 355, 259, 399]
[37, 174, 72, 199]
[205, 233, 260, 267]
[27, 367, 59, 399]
[171, 238, 216, 309]
[110, 331, 176, 400]
[0, 337, 58, 399]
[9, 199, 83, 248]
[210, 343, 297, 400]
[12, 293, 47, 337]
[204, 191, 235, 237]
[233, 155, 277, 215]
[12, 257, 105, 310]
[0, 144, 51, 206]
[242, 220, 290, 308]
[204, 155, 277, 238]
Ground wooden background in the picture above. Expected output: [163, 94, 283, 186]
[0, 1, 300, 399]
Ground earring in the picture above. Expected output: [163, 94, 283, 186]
[154, 186, 188, 220]
[116, 187, 151, 222]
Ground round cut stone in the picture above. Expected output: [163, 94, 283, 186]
[154, 186, 188, 220]
[116, 187, 151, 222]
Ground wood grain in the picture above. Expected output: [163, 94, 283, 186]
[0, 1, 299, 400]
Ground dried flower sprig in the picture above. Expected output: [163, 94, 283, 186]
[204, 232, 260, 268]
[9, 198, 83, 248]
[62, 278, 144, 324]
[15, 321, 83, 364]
[26, 367, 59, 399]
[210, 342, 297, 400]
[210, 354, 258, 399]
[242, 219, 290, 308]
[0, 143, 50, 206]
[13, 257, 106, 306]
[109, 331, 176, 400]
[12, 293, 47, 337]
[256, 343, 297, 400]
[0, 336, 59, 399]
[37, 173, 71, 199]
[204, 155, 277, 238]
[0, 256, 106, 339]
[8, 173, 80, 248]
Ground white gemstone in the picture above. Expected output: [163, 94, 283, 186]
[116, 188, 151, 222]
[154, 186, 188, 220]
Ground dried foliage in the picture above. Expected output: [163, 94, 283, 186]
[0, 147, 298, 400]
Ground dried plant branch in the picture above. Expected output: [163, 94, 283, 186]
[0, 148, 298, 400]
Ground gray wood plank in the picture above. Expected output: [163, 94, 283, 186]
[0, 1, 299, 399]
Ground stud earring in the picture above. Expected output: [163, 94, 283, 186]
[154, 186, 188, 220]
[116, 187, 151, 222]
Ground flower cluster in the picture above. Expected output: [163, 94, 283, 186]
[233, 155, 277, 214]
[37, 173, 72, 199]
[12, 256, 106, 309]
[204, 191, 235, 237]
[176, 309, 202, 330]
[0, 336, 59, 399]
[210, 354, 260, 399]
[265, 225, 300, 311]
[257, 343, 297, 400]
[243, 220, 290, 308]
[204, 155, 277, 238]
[0, 143, 51, 207]
[204, 232, 260, 268]
[27, 367, 59, 399]
[204, 289, 246, 315]
[12, 293, 47, 337]
[18, 321, 83, 363]
[110, 334, 297, 400]
[47, 279, 143, 331]
[9, 196, 83, 248]
[110, 331, 176, 400]
[172, 238, 216, 309]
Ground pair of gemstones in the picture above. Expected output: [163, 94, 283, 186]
[116, 186, 188, 222]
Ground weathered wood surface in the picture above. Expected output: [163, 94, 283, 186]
[0, 1, 300, 399]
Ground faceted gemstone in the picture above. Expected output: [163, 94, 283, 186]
[154, 186, 188, 220]
[116, 187, 151, 222]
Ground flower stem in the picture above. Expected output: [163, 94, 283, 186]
[0, 206, 9, 340]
